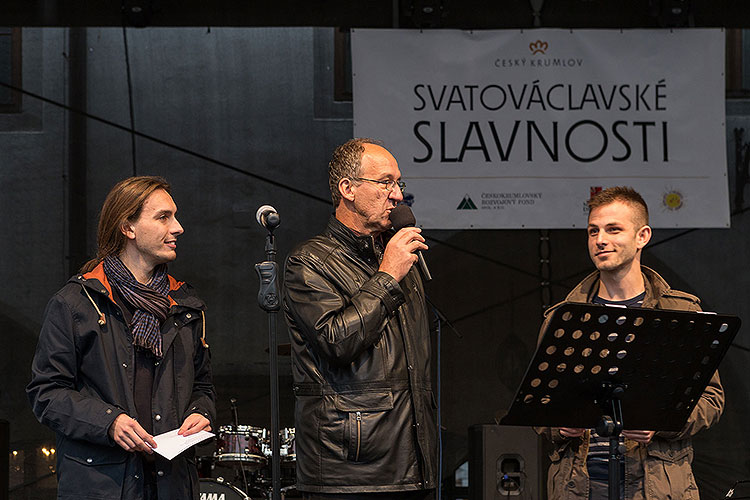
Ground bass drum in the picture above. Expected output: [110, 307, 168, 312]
[199, 478, 251, 500]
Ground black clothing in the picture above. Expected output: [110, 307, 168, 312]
[27, 263, 215, 500]
[283, 216, 437, 493]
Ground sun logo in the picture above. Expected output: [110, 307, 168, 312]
[529, 40, 548, 55]
[662, 190, 684, 211]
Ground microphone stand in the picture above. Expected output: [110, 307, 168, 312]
[255, 218, 281, 500]
[425, 296, 463, 339]
[424, 296, 462, 498]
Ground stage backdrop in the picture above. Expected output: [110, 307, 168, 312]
[352, 28, 729, 229]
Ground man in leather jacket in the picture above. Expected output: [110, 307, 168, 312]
[535, 186, 723, 500]
[27, 176, 216, 500]
[283, 139, 437, 499]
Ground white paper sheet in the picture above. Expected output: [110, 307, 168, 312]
[151, 429, 214, 460]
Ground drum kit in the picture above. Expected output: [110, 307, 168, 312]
[198, 424, 299, 500]
[200, 339, 297, 500]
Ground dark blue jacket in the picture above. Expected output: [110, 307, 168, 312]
[27, 262, 215, 500]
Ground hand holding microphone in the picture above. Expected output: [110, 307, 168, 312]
[381, 205, 431, 282]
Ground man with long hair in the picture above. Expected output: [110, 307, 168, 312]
[27, 176, 215, 500]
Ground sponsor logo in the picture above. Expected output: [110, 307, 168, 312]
[494, 38, 584, 69]
[457, 195, 478, 210]
[529, 40, 548, 55]
[481, 192, 542, 209]
[662, 189, 684, 211]
[402, 192, 415, 207]
[582, 186, 603, 213]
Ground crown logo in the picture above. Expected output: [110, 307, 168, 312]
[529, 40, 548, 55]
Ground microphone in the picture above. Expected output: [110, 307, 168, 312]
[389, 204, 432, 282]
[256, 205, 281, 230]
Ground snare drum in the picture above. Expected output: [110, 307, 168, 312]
[214, 425, 268, 470]
[199, 478, 250, 500]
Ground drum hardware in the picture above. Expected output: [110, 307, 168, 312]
[202, 424, 298, 498]
[199, 477, 251, 500]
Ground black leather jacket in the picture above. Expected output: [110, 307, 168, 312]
[283, 216, 437, 493]
[27, 263, 216, 500]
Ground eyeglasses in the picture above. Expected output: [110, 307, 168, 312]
[353, 177, 407, 193]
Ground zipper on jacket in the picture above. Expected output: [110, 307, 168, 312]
[355, 411, 362, 461]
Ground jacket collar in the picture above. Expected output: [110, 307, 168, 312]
[326, 215, 388, 263]
[564, 265, 672, 308]
[73, 261, 204, 310]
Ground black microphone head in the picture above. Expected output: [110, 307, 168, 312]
[256, 204, 277, 225]
[389, 204, 416, 231]
[256, 204, 281, 230]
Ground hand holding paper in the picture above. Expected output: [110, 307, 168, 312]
[151, 428, 214, 460]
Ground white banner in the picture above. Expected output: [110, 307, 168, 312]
[352, 29, 729, 229]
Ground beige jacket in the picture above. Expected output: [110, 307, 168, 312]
[535, 266, 724, 500]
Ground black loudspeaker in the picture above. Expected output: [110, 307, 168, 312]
[468, 424, 545, 500]
[0, 419, 8, 500]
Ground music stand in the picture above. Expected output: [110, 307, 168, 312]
[501, 302, 741, 500]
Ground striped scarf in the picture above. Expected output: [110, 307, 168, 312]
[103, 255, 171, 358]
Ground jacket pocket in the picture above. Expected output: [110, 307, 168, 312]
[57, 441, 128, 499]
[645, 445, 698, 499]
[334, 391, 394, 463]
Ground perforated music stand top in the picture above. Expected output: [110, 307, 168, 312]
[501, 302, 740, 431]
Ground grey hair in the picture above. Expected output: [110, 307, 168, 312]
[327, 138, 382, 207]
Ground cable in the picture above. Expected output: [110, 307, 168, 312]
[121, 26, 138, 176]
[423, 234, 540, 279]
[434, 303, 443, 499]
[3, 76, 750, 337]
[0, 80, 330, 205]
[539, 229, 552, 310]
[0, 77, 549, 282]
[550, 204, 750, 290]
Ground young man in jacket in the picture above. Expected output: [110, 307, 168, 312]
[536, 186, 724, 500]
[283, 138, 437, 499]
[27, 176, 216, 500]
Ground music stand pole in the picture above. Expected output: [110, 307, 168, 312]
[256, 224, 281, 500]
[595, 383, 625, 500]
